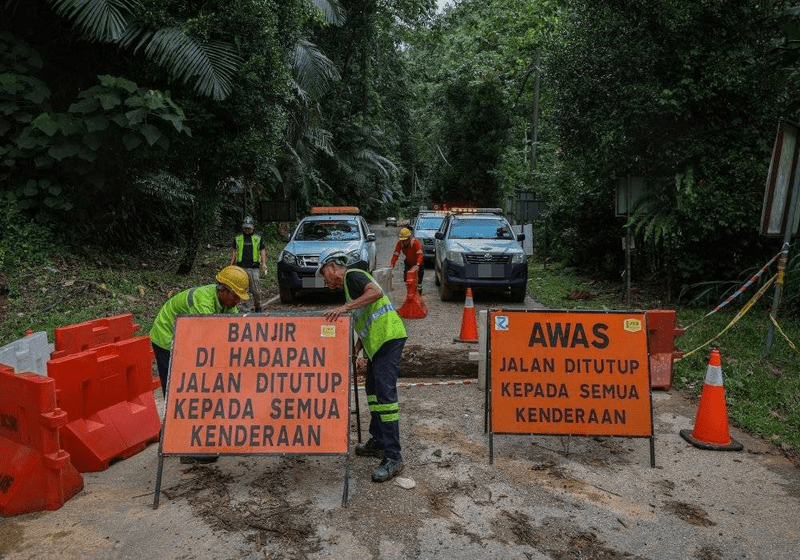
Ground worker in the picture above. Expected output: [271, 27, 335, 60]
[317, 249, 407, 483]
[149, 265, 249, 464]
[390, 227, 424, 293]
[230, 215, 268, 312]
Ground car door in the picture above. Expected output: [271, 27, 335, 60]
[434, 215, 450, 273]
[360, 217, 377, 270]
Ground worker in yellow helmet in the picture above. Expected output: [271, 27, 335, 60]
[149, 265, 249, 464]
[390, 227, 424, 294]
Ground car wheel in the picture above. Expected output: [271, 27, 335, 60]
[511, 285, 526, 302]
[439, 280, 454, 301]
[279, 287, 295, 304]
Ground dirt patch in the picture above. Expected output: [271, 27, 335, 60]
[493, 513, 646, 559]
[401, 344, 476, 378]
[162, 461, 321, 558]
[662, 500, 716, 527]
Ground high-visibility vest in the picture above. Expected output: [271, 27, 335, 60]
[150, 284, 237, 350]
[235, 233, 261, 263]
[343, 269, 406, 359]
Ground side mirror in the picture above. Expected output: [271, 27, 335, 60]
[434, 231, 444, 240]
[367, 233, 376, 242]
[281, 234, 291, 242]
[517, 234, 525, 242]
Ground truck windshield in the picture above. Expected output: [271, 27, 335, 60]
[295, 220, 360, 241]
[450, 218, 513, 240]
[416, 216, 445, 230]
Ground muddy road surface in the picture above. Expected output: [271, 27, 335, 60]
[2, 225, 799, 560]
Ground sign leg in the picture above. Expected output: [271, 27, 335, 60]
[341, 462, 350, 507]
[152, 453, 165, 509]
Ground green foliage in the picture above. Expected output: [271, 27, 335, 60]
[545, 0, 785, 284]
[0, 192, 54, 270]
[404, 0, 560, 208]
[531, 262, 800, 452]
[46, 0, 242, 100]
[0, 32, 191, 230]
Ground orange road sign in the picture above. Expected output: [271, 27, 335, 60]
[489, 310, 652, 437]
[161, 315, 351, 455]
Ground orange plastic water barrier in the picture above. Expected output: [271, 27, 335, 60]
[646, 310, 685, 390]
[46, 336, 161, 472]
[0, 365, 84, 517]
[51, 313, 141, 360]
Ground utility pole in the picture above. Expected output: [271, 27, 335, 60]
[530, 50, 540, 176]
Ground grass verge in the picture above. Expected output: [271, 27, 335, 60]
[529, 262, 800, 457]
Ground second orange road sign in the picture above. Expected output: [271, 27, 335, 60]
[489, 309, 652, 438]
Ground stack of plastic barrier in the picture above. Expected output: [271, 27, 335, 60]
[0, 365, 84, 516]
[47, 328, 161, 472]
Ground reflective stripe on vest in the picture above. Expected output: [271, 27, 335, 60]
[352, 302, 394, 340]
[343, 269, 406, 359]
[236, 234, 261, 263]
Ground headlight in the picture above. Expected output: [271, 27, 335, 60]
[346, 249, 361, 264]
[511, 252, 527, 264]
[280, 250, 298, 266]
[445, 249, 464, 265]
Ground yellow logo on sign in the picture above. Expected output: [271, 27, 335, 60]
[321, 325, 336, 337]
[624, 319, 642, 332]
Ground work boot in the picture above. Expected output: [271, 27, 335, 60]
[355, 438, 384, 458]
[372, 458, 404, 482]
[180, 455, 218, 465]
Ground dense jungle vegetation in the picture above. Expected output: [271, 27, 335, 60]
[2, 0, 800, 304]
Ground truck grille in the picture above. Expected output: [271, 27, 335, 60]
[298, 255, 320, 268]
[464, 253, 510, 264]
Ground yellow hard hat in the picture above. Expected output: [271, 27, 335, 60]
[215, 265, 250, 300]
[399, 227, 411, 240]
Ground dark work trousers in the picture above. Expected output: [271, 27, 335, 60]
[365, 337, 406, 462]
[152, 342, 171, 397]
[403, 261, 424, 286]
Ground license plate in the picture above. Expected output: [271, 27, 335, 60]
[302, 276, 325, 288]
[477, 264, 504, 278]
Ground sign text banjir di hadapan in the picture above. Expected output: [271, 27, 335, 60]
[161, 316, 351, 455]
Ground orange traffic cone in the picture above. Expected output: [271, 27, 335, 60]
[397, 269, 427, 319]
[454, 287, 478, 343]
[679, 349, 742, 451]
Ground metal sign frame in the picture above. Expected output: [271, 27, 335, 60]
[760, 119, 800, 238]
[485, 309, 655, 468]
[153, 313, 355, 508]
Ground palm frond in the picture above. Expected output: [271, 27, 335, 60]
[306, 0, 346, 26]
[307, 126, 334, 156]
[119, 27, 241, 100]
[291, 39, 340, 101]
[46, 0, 136, 42]
[353, 148, 397, 180]
[135, 171, 195, 203]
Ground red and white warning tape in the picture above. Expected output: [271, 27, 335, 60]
[398, 379, 474, 388]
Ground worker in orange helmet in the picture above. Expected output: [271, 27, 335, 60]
[390, 227, 424, 294]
